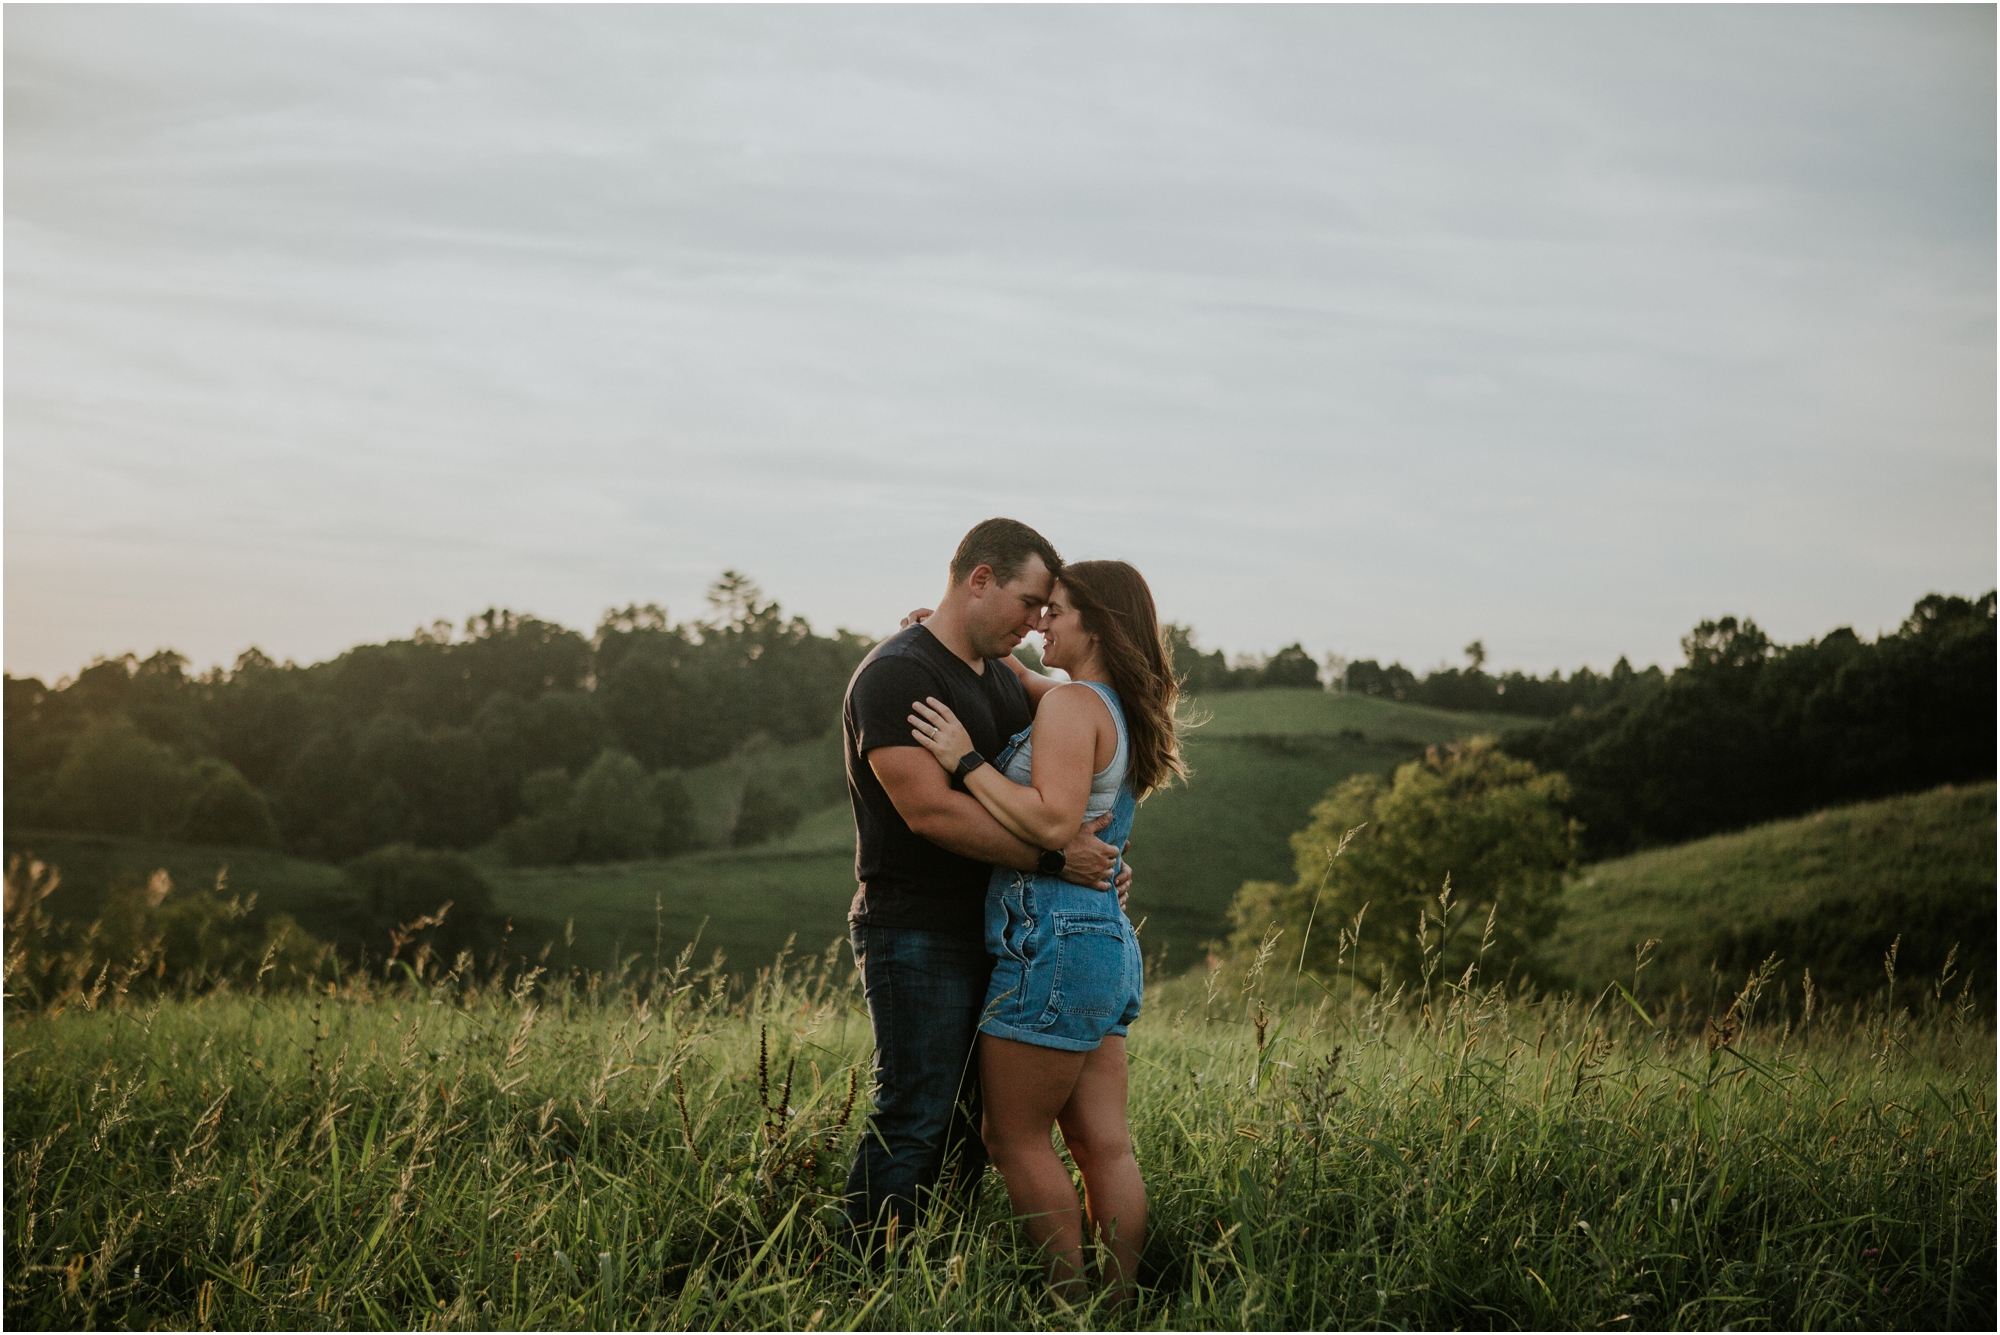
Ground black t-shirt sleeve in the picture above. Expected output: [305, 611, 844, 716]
[851, 656, 941, 756]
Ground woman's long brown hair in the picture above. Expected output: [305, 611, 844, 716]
[1058, 560, 1188, 800]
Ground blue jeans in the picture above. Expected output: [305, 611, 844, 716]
[843, 923, 994, 1239]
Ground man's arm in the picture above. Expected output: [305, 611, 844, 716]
[868, 747, 1120, 888]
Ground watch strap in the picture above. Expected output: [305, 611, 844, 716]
[954, 750, 987, 780]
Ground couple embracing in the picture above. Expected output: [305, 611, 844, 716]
[840, 516, 1185, 1303]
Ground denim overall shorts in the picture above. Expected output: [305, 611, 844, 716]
[978, 681, 1144, 1052]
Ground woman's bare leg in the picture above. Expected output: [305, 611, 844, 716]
[978, 1035, 1090, 1296]
[1057, 1036, 1147, 1305]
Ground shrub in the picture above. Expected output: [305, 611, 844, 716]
[575, 750, 661, 862]
[1228, 738, 1576, 987]
[178, 759, 280, 848]
[733, 778, 803, 848]
[3, 858, 334, 1006]
[499, 768, 582, 867]
[342, 844, 500, 971]
[29, 717, 189, 838]
[650, 770, 703, 855]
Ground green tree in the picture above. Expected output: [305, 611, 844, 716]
[178, 759, 281, 848]
[343, 844, 500, 971]
[1260, 643, 1322, 689]
[732, 778, 803, 848]
[575, 750, 662, 862]
[499, 768, 582, 867]
[650, 771, 703, 856]
[1228, 738, 1576, 988]
[31, 716, 190, 837]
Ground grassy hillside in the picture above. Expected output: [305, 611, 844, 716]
[1, 828, 354, 939]
[1123, 689, 1528, 969]
[675, 727, 847, 849]
[1539, 782, 1996, 1007]
[1189, 688, 1521, 740]
[8, 940, 1992, 1329]
[495, 689, 1530, 977]
[7, 690, 1531, 983]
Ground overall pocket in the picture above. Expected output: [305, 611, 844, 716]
[998, 876, 1038, 963]
[1044, 913, 1128, 1021]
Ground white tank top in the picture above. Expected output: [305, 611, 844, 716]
[996, 680, 1129, 821]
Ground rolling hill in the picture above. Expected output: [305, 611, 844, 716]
[1537, 781, 1996, 1008]
[490, 689, 1526, 975]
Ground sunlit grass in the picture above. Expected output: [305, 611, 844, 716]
[7, 914, 1992, 1330]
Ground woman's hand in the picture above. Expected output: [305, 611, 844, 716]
[899, 607, 935, 630]
[909, 697, 975, 773]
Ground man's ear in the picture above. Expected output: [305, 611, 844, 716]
[965, 564, 994, 596]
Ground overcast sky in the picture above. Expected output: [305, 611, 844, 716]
[6, 4, 1993, 684]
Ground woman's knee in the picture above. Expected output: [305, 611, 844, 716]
[1061, 1124, 1132, 1174]
[981, 1118, 1053, 1169]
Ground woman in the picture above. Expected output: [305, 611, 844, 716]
[906, 559, 1186, 1305]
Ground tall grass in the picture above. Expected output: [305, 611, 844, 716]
[5, 883, 1994, 1330]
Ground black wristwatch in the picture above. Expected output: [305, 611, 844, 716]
[1036, 847, 1066, 877]
[954, 750, 987, 780]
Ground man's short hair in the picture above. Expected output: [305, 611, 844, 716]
[949, 518, 1063, 588]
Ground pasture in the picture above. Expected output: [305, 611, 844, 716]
[1541, 782, 1997, 1008]
[491, 689, 1523, 976]
[5, 925, 1992, 1330]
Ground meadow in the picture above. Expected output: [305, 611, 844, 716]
[1542, 782, 1996, 1007]
[484, 689, 1523, 977]
[0, 689, 1515, 984]
[5, 896, 1993, 1331]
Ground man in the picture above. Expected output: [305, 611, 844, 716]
[842, 517, 1130, 1242]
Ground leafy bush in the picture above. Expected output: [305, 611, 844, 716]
[3, 857, 333, 1007]
[1228, 738, 1576, 987]
[650, 770, 702, 855]
[732, 778, 804, 848]
[575, 750, 662, 862]
[28, 716, 189, 838]
[498, 768, 582, 867]
[341, 844, 501, 971]
[178, 759, 280, 847]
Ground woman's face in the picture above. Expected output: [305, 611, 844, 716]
[1037, 583, 1095, 672]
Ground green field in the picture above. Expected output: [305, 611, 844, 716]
[16, 701, 1994, 1016]
[1123, 690, 1524, 969]
[493, 689, 1527, 978]
[0, 828, 353, 934]
[5, 936, 1991, 1329]
[2, 691, 1539, 985]
[1539, 782, 1997, 1007]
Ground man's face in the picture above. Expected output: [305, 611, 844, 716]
[966, 553, 1054, 660]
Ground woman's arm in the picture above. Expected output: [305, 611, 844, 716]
[909, 687, 1107, 849]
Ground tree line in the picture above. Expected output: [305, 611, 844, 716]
[4, 573, 870, 867]
[1503, 592, 1995, 858]
[1169, 625, 1671, 718]
[1226, 590, 1995, 998]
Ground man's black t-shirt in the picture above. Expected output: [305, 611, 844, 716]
[844, 624, 1033, 939]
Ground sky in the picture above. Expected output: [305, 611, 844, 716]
[5, 4, 1993, 684]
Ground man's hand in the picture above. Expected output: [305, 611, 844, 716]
[1115, 846, 1133, 913]
[1058, 813, 1120, 891]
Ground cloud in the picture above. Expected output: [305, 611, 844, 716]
[5, 5, 1991, 680]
